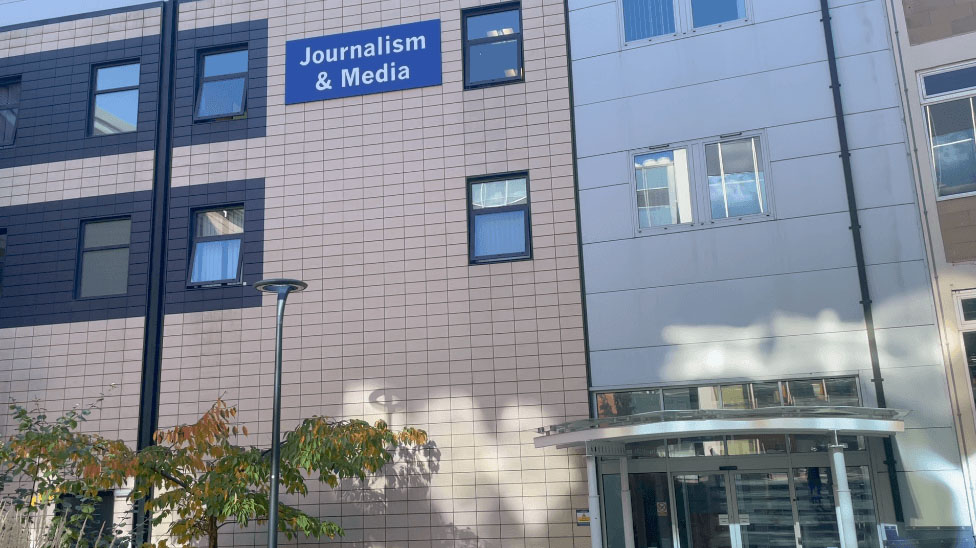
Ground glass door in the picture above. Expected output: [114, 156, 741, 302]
[673, 472, 734, 548]
[733, 471, 797, 548]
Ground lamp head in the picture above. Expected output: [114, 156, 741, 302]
[253, 278, 308, 294]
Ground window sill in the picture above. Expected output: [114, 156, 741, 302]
[464, 77, 524, 91]
[936, 188, 976, 201]
[622, 17, 750, 50]
[635, 213, 774, 237]
[186, 281, 245, 290]
[469, 254, 533, 265]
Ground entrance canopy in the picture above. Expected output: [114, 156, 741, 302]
[534, 406, 907, 449]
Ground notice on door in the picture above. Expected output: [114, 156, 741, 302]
[576, 509, 590, 527]
[656, 502, 668, 516]
[284, 19, 442, 103]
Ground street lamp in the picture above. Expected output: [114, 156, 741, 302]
[253, 278, 307, 548]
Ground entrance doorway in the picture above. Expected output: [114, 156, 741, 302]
[600, 444, 880, 548]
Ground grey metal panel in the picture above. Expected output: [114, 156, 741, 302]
[768, 154, 849, 219]
[850, 143, 918, 210]
[588, 330, 871, 388]
[895, 427, 962, 471]
[567, 2, 619, 60]
[836, 51, 903, 115]
[895, 469, 972, 526]
[827, 0, 892, 58]
[845, 107, 909, 150]
[586, 267, 864, 351]
[867, 260, 937, 330]
[567, 0, 613, 14]
[573, 61, 836, 158]
[579, 184, 633, 243]
[859, 204, 927, 265]
[861, 365, 955, 428]
[874, 325, 944, 371]
[581, 212, 856, 292]
[577, 151, 629, 191]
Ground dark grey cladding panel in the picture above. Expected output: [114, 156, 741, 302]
[172, 20, 268, 148]
[164, 179, 265, 315]
[0, 191, 152, 329]
[0, 180, 265, 328]
[0, 36, 161, 170]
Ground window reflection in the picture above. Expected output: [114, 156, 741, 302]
[635, 148, 693, 228]
[705, 136, 766, 219]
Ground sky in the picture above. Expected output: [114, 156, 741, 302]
[0, 0, 151, 28]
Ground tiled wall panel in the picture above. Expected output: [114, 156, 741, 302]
[157, 0, 589, 546]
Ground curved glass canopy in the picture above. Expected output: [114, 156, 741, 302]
[534, 406, 907, 449]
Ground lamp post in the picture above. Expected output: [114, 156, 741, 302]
[253, 278, 307, 548]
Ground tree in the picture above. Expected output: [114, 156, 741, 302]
[0, 398, 428, 548]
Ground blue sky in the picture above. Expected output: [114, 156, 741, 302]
[0, 0, 150, 27]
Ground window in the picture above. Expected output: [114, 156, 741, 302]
[953, 289, 976, 397]
[78, 218, 131, 298]
[621, 0, 748, 43]
[0, 77, 20, 146]
[91, 63, 140, 135]
[705, 136, 767, 219]
[468, 174, 531, 263]
[594, 376, 860, 417]
[463, 4, 523, 89]
[635, 148, 693, 228]
[190, 207, 244, 285]
[0, 228, 6, 297]
[57, 491, 115, 542]
[196, 48, 248, 119]
[920, 63, 976, 198]
[632, 132, 770, 231]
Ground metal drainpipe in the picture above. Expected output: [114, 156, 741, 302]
[134, 0, 177, 542]
[818, 0, 904, 522]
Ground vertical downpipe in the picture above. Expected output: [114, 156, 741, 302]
[819, 0, 904, 522]
[135, 0, 177, 542]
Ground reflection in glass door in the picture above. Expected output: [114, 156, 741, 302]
[673, 473, 733, 548]
[792, 467, 841, 548]
[734, 472, 796, 548]
[631, 473, 674, 548]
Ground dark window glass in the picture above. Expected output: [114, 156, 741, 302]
[965, 331, 976, 397]
[668, 437, 726, 457]
[463, 5, 523, 88]
[720, 384, 752, 409]
[787, 379, 827, 406]
[0, 78, 21, 146]
[190, 207, 244, 285]
[691, 0, 745, 27]
[789, 434, 863, 453]
[727, 434, 787, 455]
[197, 48, 248, 119]
[927, 98, 976, 197]
[78, 218, 130, 298]
[662, 386, 720, 410]
[629, 473, 674, 547]
[706, 136, 767, 219]
[924, 65, 976, 97]
[752, 381, 784, 407]
[824, 377, 859, 406]
[469, 175, 531, 263]
[92, 63, 139, 135]
[0, 228, 6, 297]
[57, 491, 115, 542]
[962, 298, 976, 322]
[622, 0, 675, 41]
[595, 389, 661, 417]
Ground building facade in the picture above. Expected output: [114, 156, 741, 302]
[0, 0, 591, 546]
[540, 0, 976, 546]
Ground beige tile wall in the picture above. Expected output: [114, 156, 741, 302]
[0, 5, 160, 499]
[902, 0, 976, 44]
[159, 0, 590, 546]
[0, 7, 162, 57]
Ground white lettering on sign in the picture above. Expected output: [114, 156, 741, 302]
[299, 35, 427, 66]
[342, 63, 411, 87]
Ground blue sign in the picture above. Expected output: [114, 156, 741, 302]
[285, 20, 442, 103]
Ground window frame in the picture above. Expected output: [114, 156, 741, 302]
[631, 141, 698, 234]
[0, 76, 21, 147]
[187, 205, 246, 288]
[630, 129, 773, 236]
[918, 62, 976, 201]
[89, 60, 141, 137]
[462, 2, 525, 90]
[467, 172, 533, 264]
[75, 216, 131, 300]
[618, 0, 751, 48]
[0, 227, 7, 298]
[194, 45, 249, 122]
